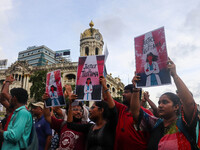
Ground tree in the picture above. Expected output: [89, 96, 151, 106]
[29, 70, 47, 102]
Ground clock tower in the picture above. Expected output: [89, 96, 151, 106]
[80, 21, 104, 56]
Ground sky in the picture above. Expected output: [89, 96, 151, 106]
[0, 0, 200, 105]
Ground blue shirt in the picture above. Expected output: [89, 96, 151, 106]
[35, 115, 52, 150]
[2, 106, 32, 150]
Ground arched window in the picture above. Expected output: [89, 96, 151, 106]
[95, 48, 99, 55]
[85, 47, 89, 56]
[112, 88, 116, 93]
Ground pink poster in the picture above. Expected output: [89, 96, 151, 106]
[76, 55, 105, 101]
[134, 27, 171, 87]
[45, 70, 65, 107]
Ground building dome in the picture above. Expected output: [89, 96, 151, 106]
[81, 21, 102, 40]
[80, 21, 104, 56]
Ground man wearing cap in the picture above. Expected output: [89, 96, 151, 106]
[31, 102, 52, 150]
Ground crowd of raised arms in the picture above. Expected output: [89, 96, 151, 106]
[0, 57, 199, 150]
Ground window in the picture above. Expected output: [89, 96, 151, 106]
[95, 48, 99, 55]
[85, 47, 89, 56]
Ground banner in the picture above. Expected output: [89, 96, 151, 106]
[134, 27, 171, 87]
[45, 70, 65, 107]
[76, 55, 105, 101]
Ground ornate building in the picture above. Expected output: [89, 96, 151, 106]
[0, 21, 124, 104]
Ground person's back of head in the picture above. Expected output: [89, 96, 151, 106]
[10, 88, 28, 104]
[95, 101, 109, 120]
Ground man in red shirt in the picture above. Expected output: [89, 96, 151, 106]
[113, 84, 153, 150]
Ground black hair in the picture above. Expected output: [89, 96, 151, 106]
[86, 78, 92, 84]
[146, 52, 158, 62]
[124, 84, 142, 100]
[10, 88, 28, 104]
[50, 85, 57, 91]
[94, 101, 109, 120]
[161, 92, 181, 115]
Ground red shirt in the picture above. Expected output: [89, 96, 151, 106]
[51, 116, 86, 150]
[114, 101, 152, 150]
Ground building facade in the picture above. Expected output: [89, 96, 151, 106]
[18, 45, 57, 66]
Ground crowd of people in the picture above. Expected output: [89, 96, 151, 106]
[0, 58, 199, 150]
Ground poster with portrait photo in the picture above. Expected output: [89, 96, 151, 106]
[76, 55, 105, 101]
[45, 70, 65, 107]
[134, 27, 171, 88]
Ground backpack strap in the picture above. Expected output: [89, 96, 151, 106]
[177, 117, 199, 150]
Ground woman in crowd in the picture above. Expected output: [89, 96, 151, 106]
[67, 76, 118, 150]
[131, 58, 199, 150]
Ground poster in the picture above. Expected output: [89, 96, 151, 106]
[45, 70, 65, 107]
[76, 55, 105, 101]
[134, 27, 171, 88]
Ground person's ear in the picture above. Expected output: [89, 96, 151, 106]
[99, 108, 104, 114]
[174, 104, 179, 112]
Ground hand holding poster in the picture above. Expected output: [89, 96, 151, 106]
[134, 27, 171, 87]
[76, 55, 105, 101]
[45, 70, 65, 107]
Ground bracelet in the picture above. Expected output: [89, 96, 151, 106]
[104, 89, 109, 93]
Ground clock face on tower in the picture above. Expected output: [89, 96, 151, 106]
[95, 33, 100, 40]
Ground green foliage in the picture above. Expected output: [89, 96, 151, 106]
[29, 70, 47, 102]
[113, 97, 123, 103]
[113, 90, 124, 103]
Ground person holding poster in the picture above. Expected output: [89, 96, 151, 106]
[83, 78, 93, 100]
[130, 58, 199, 150]
[67, 76, 118, 150]
[144, 52, 161, 86]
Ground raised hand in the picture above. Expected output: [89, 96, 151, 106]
[99, 76, 107, 89]
[143, 91, 150, 101]
[64, 84, 72, 98]
[132, 72, 140, 88]
[4, 75, 15, 84]
[167, 58, 177, 77]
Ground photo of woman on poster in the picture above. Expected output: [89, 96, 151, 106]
[144, 52, 161, 86]
[49, 85, 60, 106]
[83, 78, 93, 100]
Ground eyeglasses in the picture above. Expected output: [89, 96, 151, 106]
[72, 108, 83, 112]
[90, 106, 100, 110]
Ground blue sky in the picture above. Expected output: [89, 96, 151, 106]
[1, 0, 200, 104]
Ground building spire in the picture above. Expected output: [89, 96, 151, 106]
[89, 20, 94, 28]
